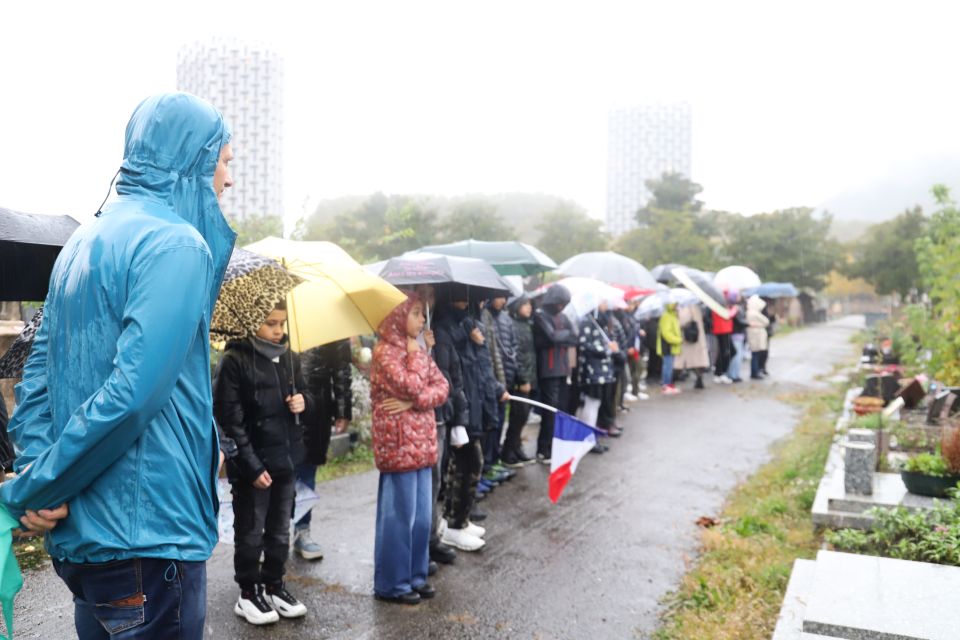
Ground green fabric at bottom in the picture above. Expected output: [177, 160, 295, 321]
[0, 505, 23, 639]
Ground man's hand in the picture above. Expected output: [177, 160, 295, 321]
[469, 328, 485, 345]
[500, 391, 510, 403]
[18, 504, 69, 537]
[334, 418, 351, 434]
[423, 329, 436, 350]
[519, 382, 532, 394]
[253, 470, 273, 489]
[609, 342, 620, 353]
[382, 398, 414, 415]
[286, 394, 305, 415]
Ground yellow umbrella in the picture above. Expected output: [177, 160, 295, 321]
[244, 237, 407, 351]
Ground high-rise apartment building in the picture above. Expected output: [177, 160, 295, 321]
[177, 41, 284, 221]
[606, 103, 692, 236]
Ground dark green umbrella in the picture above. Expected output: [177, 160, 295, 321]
[415, 239, 557, 276]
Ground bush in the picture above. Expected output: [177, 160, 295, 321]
[903, 452, 950, 477]
[826, 489, 960, 566]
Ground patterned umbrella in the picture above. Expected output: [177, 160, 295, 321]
[0, 307, 42, 379]
[210, 247, 304, 344]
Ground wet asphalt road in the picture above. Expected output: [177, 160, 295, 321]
[14, 317, 863, 639]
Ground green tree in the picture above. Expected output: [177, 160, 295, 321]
[534, 202, 608, 263]
[722, 207, 840, 289]
[644, 171, 704, 214]
[845, 206, 926, 296]
[228, 213, 284, 247]
[614, 209, 720, 269]
[916, 185, 960, 384]
[438, 198, 515, 242]
[300, 192, 438, 262]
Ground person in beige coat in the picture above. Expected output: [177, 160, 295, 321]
[746, 295, 770, 380]
[675, 304, 710, 390]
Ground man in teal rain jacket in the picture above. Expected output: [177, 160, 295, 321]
[0, 93, 236, 639]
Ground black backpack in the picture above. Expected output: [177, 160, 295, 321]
[682, 320, 700, 343]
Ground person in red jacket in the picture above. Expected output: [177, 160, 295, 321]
[370, 294, 450, 605]
[711, 291, 737, 384]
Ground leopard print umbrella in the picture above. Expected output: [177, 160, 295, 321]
[210, 247, 304, 344]
[0, 307, 42, 379]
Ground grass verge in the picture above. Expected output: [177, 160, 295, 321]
[315, 442, 375, 483]
[650, 385, 844, 640]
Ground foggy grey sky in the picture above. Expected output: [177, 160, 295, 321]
[3, 1, 959, 228]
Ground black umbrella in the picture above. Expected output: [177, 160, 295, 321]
[651, 263, 688, 285]
[1, 207, 80, 301]
[377, 252, 511, 299]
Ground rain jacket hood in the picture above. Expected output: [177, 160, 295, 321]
[377, 294, 419, 349]
[1, 93, 236, 564]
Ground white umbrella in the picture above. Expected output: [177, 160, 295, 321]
[634, 289, 694, 320]
[557, 251, 658, 290]
[538, 277, 626, 325]
[714, 265, 762, 292]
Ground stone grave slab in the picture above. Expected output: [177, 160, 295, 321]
[802, 550, 960, 640]
[772, 559, 817, 640]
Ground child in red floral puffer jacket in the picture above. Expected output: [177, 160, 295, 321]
[370, 294, 449, 605]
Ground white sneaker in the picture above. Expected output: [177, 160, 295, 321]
[720, 375, 734, 384]
[464, 521, 486, 538]
[235, 586, 280, 625]
[267, 585, 307, 618]
[441, 526, 485, 551]
[637, 392, 650, 401]
[713, 376, 723, 384]
[638, 382, 648, 391]
[623, 392, 639, 402]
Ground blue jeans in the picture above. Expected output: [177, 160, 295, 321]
[727, 334, 745, 381]
[661, 354, 675, 386]
[53, 557, 206, 640]
[374, 467, 432, 597]
[295, 462, 317, 528]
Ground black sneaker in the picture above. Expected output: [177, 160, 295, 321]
[515, 448, 534, 464]
[428, 561, 439, 576]
[413, 582, 436, 599]
[265, 583, 307, 618]
[430, 542, 457, 565]
[500, 451, 524, 468]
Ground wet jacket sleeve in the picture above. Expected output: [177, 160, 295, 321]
[213, 352, 266, 481]
[659, 314, 683, 346]
[533, 310, 576, 348]
[5, 314, 55, 474]
[1, 245, 214, 513]
[373, 345, 449, 410]
[433, 341, 469, 426]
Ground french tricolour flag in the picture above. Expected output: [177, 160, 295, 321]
[549, 412, 599, 503]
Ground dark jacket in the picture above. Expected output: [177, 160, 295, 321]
[604, 311, 628, 370]
[435, 308, 503, 436]
[302, 339, 353, 466]
[484, 305, 519, 388]
[0, 398, 12, 471]
[432, 332, 470, 428]
[511, 313, 537, 388]
[214, 338, 314, 483]
[533, 305, 578, 379]
[732, 304, 748, 335]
